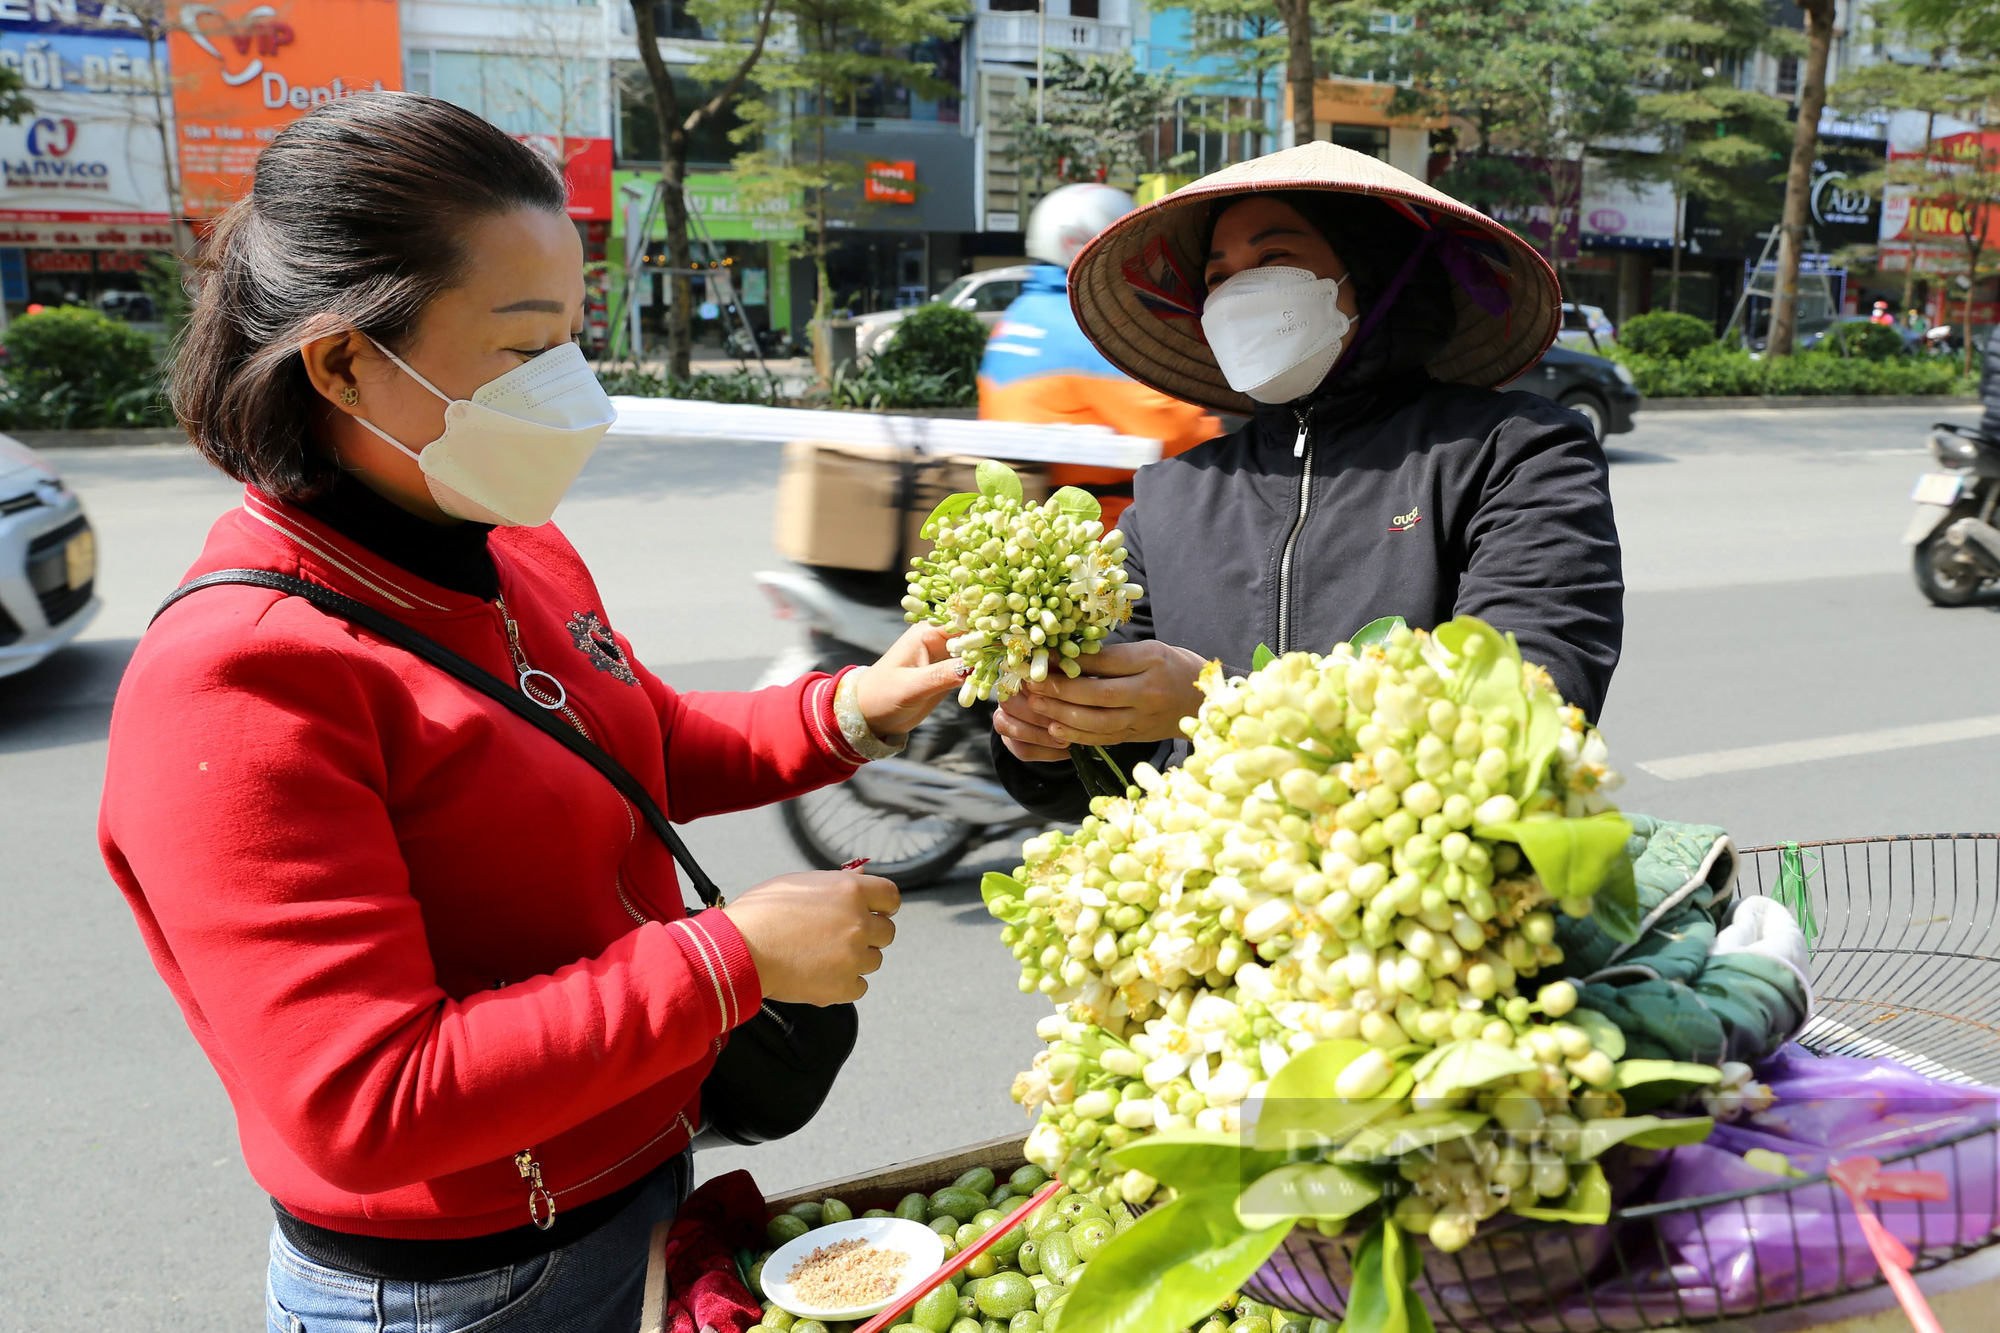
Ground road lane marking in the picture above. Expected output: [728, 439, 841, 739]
[1638, 715, 2000, 780]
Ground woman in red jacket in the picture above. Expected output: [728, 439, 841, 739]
[99, 93, 967, 1333]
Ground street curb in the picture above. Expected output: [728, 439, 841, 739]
[1642, 395, 1981, 412]
[10, 427, 187, 449]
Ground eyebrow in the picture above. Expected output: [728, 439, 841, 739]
[492, 299, 565, 313]
[1207, 226, 1311, 263]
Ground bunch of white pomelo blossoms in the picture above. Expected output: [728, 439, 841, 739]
[982, 619, 1725, 1255]
[902, 460, 1141, 708]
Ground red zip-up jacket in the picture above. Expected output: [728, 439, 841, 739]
[99, 489, 870, 1240]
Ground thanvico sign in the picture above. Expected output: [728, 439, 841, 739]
[0, 0, 174, 234]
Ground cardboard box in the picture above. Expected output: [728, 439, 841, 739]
[773, 440, 1047, 572]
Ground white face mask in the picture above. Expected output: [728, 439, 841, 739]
[352, 338, 617, 527]
[1200, 265, 1353, 405]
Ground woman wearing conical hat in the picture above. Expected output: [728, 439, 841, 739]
[991, 143, 1623, 815]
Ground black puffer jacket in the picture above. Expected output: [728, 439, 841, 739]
[993, 372, 1624, 820]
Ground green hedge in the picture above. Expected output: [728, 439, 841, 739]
[874, 302, 988, 384]
[1609, 343, 1974, 398]
[1618, 311, 1714, 358]
[594, 365, 784, 404]
[0, 306, 169, 428]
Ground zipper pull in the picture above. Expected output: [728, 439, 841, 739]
[495, 596, 530, 678]
[495, 595, 570, 712]
[1293, 410, 1309, 459]
[515, 1150, 557, 1230]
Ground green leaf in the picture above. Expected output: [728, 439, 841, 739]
[1509, 1161, 1611, 1225]
[1057, 1189, 1294, 1333]
[1572, 1115, 1714, 1161]
[976, 459, 1023, 501]
[1431, 616, 1525, 726]
[1050, 486, 1102, 522]
[1337, 1218, 1435, 1333]
[1336, 1111, 1489, 1163]
[1109, 1130, 1286, 1197]
[1566, 1008, 1627, 1062]
[1252, 643, 1276, 672]
[1613, 1060, 1724, 1090]
[1514, 688, 1565, 801]
[1236, 1163, 1381, 1229]
[922, 490, 980, 536]
[1350, 616, 1408, 648]
[1590, 852, 1641, 944]
[1252, 1041, 1413, 1151]
[1406, 1040, 1536, 1096]
[1473, 812, 1635, 915]
[980, 871, 1031, 924]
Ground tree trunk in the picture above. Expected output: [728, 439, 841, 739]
[1276, 0, 1314, 148]
[1901, 109, 1935, 318]
[1669, 186, 1684, 313]
[631, 0, 694, 380]
[1767, 0, 1835, 358]
[1966, 244, 1984, 380]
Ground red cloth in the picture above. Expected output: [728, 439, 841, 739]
[99, 488, 868, 1239]
[662, 1171, 769, 1333]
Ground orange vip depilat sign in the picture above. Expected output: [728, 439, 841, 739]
[168, 0, 401, 218]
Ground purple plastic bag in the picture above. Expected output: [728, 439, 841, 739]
[1243, 1046, 2000, 1332]
[1584, 1045, 2000, 1324]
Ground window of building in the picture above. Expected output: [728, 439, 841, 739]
[1776, 55, 1799, 98]
[416, 50, 607, 138]
[792, 32, 961, 123]
[1069, 0, 1098, 18]
[650, 0, 705, 40]
[616, 64, 747, 165]
[988, 0, 1037, 13]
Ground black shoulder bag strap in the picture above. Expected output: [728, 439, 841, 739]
[153, 568, 723, 906]
[153, 568, 855, 1148]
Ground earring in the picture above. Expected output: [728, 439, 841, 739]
[339, 386, 359, 406]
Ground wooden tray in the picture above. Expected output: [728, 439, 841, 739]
[764, 1134, 1029, 1213]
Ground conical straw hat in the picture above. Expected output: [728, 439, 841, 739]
[1068, 142, 1562, 416]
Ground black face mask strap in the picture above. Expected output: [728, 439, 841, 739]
[1320, 225, 1444, 386]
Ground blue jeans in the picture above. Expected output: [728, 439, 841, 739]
[267, 1157, 690, 1333]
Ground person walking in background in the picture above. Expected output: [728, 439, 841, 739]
[977, 183, 1221, 526]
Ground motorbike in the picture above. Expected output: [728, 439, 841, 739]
[752, 565, 1046, 887]
[1908, 422, 2000, 606]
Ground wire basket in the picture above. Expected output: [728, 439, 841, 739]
[1241, 834, 2000, 1332]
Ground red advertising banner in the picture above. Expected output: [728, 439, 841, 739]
[865, 160, 916, 204]
[168, 0, 401, 218]
[1879, 130, 2000, 272]
[517, 135, 612, 221]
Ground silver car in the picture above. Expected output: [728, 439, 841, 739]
[0, 433, 99, 679]
[853, 265, 1038, 359]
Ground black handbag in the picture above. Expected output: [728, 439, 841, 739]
[153, 568, 856, 1147]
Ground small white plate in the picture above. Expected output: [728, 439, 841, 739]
[762, 1217, 947, 1321]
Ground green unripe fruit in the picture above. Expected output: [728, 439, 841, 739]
[766, 1214, 810, 1245]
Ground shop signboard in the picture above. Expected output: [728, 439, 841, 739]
[864, 159, 915, 204]
[518, 134, 611, 221]
[1579, 170, 1675, 250]
[167, 0, 400, 218]
[1878, 130, 2000, 275]
[610, 169, 802, 243]
[0, 0, 175, 233]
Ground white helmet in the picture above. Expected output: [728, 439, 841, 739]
[1025, 183, 1136, 269]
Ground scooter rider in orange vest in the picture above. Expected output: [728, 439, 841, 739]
[978, 183, 1221, 526]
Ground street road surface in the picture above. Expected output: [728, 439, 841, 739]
[4, 405, 1997, 1329]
